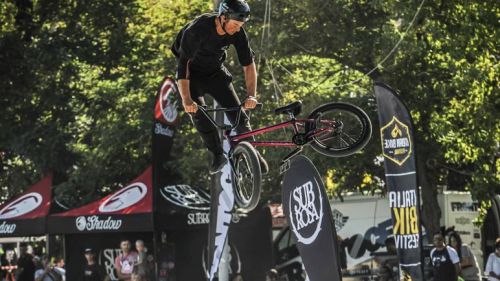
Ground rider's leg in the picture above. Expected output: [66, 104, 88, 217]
[189, 80, 227, 174]
[207, 70, 269, 174]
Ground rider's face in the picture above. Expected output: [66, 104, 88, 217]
[224, 18, 245, 35]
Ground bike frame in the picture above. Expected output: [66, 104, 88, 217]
[229, 118, 329, 147]
[198, 104, 339, 153]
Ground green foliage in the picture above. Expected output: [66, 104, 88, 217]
[0, 0, 497, 229]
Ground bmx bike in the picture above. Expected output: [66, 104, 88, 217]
[197, 100, 372, 212]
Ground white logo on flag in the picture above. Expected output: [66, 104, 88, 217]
[289, 179, 324, 245]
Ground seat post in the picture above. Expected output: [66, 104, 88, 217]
[289, 112, 300, 134]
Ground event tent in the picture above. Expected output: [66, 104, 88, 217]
[0, 175, 52, 238]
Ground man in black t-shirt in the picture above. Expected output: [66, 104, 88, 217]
[430, 232, 461, 281]
[81, 249, 106, 281]
[171, 0, 268, 175]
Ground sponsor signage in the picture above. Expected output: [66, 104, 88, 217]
[0, 192, 43, 219]
[100, 248, 121, 280]
[187, 212, 210, 225]
[48, 168, 153, 234]
[381, 117, 412, 166]
[160, 184, 210, 211]
[375, 82, 424, 279]
[0, 175, 52, 237]
[288, 180, 324, 245]
[0, 221, 16, 234]
[207, 153, 235, 280]
[155, 78, 179, 126]
[75, 216, 123, 231]
[282, 155, 342, 281]
[98, 183, 148, 213]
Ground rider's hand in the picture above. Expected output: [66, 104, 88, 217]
[243, 96, 258, 109]
[183, 99, 198, 113]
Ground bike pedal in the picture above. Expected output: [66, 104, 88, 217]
[279, 160, 291, 175]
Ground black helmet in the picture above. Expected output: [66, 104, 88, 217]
[218, 0, 250, 22]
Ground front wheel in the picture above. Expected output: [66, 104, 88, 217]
[231, 141, 262, 212]
[305, 102, 372, 157]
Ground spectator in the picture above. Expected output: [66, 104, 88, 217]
[34, 256, 62, 281]
[448, 232, 481, 281]
[114, 240, 138, 281]
[133, 240, 149, 281]
[1, 248, 17, 281]
[431, 232, 460, 281]
[16, 244, 35, 281]
[81, 248, 106, 281]
[485, 238, 500, 281]
[265, 268, 278, 281]
[53, 258, 65, 281]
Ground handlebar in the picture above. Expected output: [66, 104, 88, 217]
[196, 102, 263, 131]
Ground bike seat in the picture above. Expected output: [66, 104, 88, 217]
[274, 101, 302, 116]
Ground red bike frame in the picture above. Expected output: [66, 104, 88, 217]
[229, 118, 336, 148]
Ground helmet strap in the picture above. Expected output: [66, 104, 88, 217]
[219, 15, 228, 34]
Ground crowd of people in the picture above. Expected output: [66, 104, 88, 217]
[0, 239, 156, 281]
[1, 234, 499, 281]
[429, 233, 500, 281]
[0, 243, 65, 281]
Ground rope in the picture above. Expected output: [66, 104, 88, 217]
[262, 0, 427, 91]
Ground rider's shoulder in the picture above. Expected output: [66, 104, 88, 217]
[188, 13, 217, 31]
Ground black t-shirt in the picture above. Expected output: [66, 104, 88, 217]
[172, 13, 254, 79]
[16, 254, 35, 281]
[431, 246, 459, 281]
[82, 263, 106, 281]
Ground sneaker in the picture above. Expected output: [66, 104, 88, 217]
[209, 154, 228, 175]
[257, 152, 269, 175]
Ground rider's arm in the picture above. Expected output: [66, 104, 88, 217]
[176, 27, 202, 113]
[178, 78, 197, 113]
[243, 62, 257, 98]
[243, 62, 258, 109]
[234, 28, 258, 109]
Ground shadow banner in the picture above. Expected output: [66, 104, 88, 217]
[282, 155, 342, 281]
[374, 82, 424, 280]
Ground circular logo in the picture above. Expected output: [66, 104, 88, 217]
[76, 216, 87, 231]
[160, 185, 210, 210]
[98, 183, 148, 213]
[0, 192, 43, 219]
[155, 79, 179, 125]
[288, 179, 324, 245]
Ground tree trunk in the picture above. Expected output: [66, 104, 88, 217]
[418, 155, 442, 239]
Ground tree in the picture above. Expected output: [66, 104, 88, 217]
[244, 0, 499, 234]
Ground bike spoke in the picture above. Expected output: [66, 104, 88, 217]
[234, 153, 255, 202]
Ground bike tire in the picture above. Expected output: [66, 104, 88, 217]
[305, 102, 372, 157]
[231, 141, 262, 212]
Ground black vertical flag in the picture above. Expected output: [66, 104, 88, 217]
[152, 77, 180, 186]
[282, 155, 342, 281]
[206, 110, 234, 281]
[374, 82, 424, 280]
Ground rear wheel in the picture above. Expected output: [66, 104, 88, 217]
[231, 141, 262, 212]
[305, 102, 372, 157]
